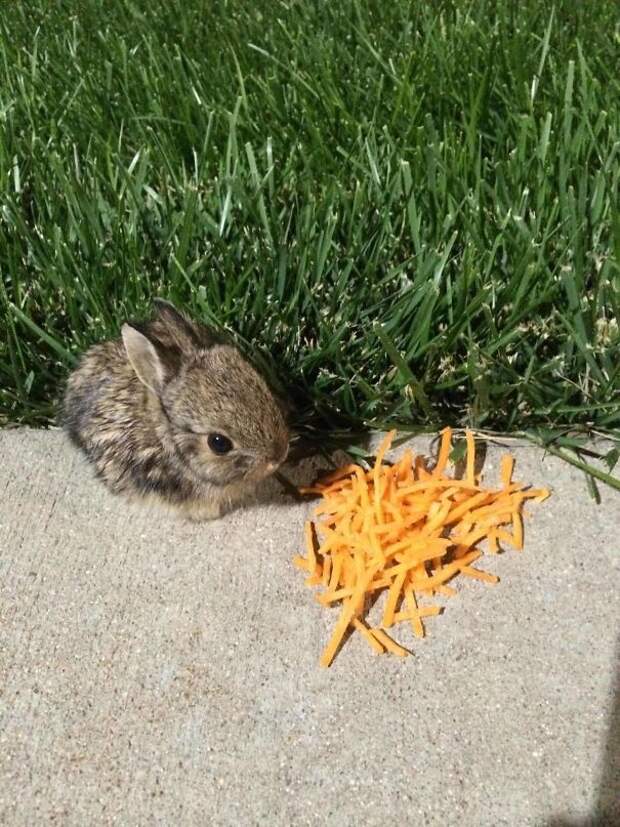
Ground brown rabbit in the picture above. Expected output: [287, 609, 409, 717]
[63, 300, 289, 520]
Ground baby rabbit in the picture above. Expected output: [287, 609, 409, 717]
[63, 300, 289, 520]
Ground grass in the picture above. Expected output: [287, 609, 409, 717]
[0, 0, 619, 488]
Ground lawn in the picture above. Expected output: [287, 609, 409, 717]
[1, 1, 618, 484]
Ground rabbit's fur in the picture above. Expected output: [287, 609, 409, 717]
[63, 300, 289, 520]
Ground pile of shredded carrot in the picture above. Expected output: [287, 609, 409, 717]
[295, 428, 550, 668]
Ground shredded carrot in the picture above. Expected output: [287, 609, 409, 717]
[394, 604, 442, 623]
[500, 454, 514, 488]
[404, 586, 425, 638]
[460, 565, 499, 584]
[435, 585, 457, 598]
[322, 556, 332, 587]
[432, 427, 453, 477]
[295, 429, 550, 667]
[512, 494, 524, 550]
[370, 628, 408, 657]
[352, 618, 385, 654]
[382, 569, 407, 628]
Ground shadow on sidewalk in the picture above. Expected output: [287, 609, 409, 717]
[547, 638, 620, 827]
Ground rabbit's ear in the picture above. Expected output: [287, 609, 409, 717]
[153, 298, 222, 349]
[153, 299, 203, 348]
[122, 323, 165, 394]
[153, 298, 189, 327]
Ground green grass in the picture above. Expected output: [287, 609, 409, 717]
[1, 0, 619, 485]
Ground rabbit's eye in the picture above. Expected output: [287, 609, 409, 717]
[207, 433, 233, 455]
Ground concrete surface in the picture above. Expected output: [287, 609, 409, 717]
[0, 428, 618, 827]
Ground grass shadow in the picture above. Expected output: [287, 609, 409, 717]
[594, 637, 620, 825]
[546, 636, 620, 827]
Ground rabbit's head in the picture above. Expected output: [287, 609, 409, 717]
[122, 302, 289, 487]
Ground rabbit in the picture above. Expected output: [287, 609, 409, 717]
[62, 299, 290, 520]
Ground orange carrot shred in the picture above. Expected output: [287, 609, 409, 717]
[374, 429, 396, 471]
[512, 495, 524, 550]
[433, 427, 453, 477]
[396, 449, 414, 483]
[322, 556, 332, 587]
[319, 564, 381, 668]
[404, 586, 425, 638]
[394, 605, 442, 623]
[370, 628, 408, 657]
[352, 618, 385, 654]
[296, 429, 549, 666]
[382, 570, 407, 628]
[500, 454, 514, 487]
[460, 566, 499, 584]
[435, 585, 457, 598]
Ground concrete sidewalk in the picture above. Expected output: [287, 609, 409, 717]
[0, 429, 618, 826]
